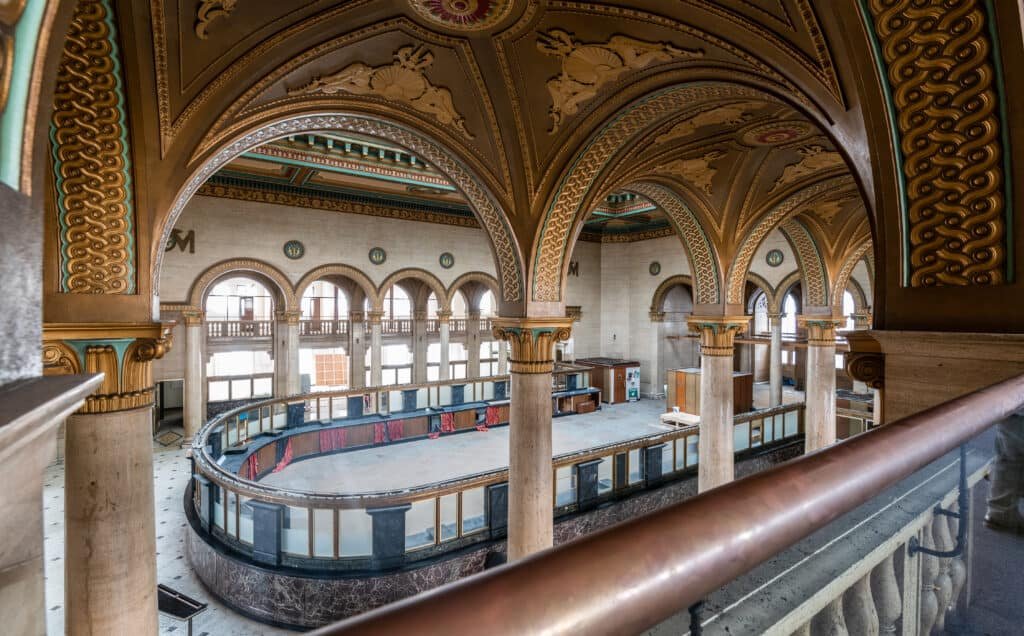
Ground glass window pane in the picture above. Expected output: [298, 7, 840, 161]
[231, 378, 252, 400]
[405, 500, 436, 550]
[340, 509, 372, 557]
[662, 444, 674, 474]
[314, 509, 334, 557]
[208, 380, 229, 402]
[253, 377, 272, 397]
[734, 422, 750, 452]
[555, 466, 576, 506]
[213, 487, 224, 529]
[226, 491, 238, 537]
[597, 456, 613, 494]
[687, 434, 700, 466]
[785, 410, 799, 437]
[462, 488, 486, 535]
[628, 449, 643, 484]
[238, 496, 253, 544]
[284, 507, 309, 556]
[439, 494, 458, 542]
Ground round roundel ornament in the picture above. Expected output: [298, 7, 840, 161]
[766, 249, 784, 268]
[408, 0, 514, 31]
[741, 121, 814, 147]
[368, 247, 387, 265]
[439, 252, 455, 269]
[649, 261, 662, 276]
[283, 240, 305, 260]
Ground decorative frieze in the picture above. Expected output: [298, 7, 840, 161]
[491, 318, 572, 374]
[686, 316, 749, 357]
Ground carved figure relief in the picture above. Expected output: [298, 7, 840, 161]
[537, 29, 703, 132]
[289, 46, 472, 139]
[660, 150, 725, 195]
[655, 101, 764, 144]
[770, 145, 844, 192]
[195, 0, 237, 40]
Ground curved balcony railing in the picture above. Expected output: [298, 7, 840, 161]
[189, 370, 804, 572]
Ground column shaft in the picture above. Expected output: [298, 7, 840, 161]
[438, 317, 451, 381]
[369, 312, 383, 387]
[183, 313, 205, 443]
[349, 312, 366, 389]
[467, 312, 481, 378]
[800, 317, 840, 452]
[769, 314, 783, 407]
[498, 339, 508, 376]
[413, 312, 428, 384]
[65, 406, 159, 635]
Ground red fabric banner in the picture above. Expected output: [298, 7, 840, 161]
[387, 420, 404, 442]
[374, 422, 386, 444]
[319, 428, 346, 452]
[440, 412, 456, 434]
[478, 405, 500, 431]
[246, 453, 260, 480]
[272, 439, 294, 473]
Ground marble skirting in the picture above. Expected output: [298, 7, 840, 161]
[186, 441, 803, 629]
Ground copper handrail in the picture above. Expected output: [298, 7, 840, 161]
[313, 373, 1024, 636]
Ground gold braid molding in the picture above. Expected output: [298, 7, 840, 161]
[491, 318, 572, 374]
[686, 316, 749, 357]
[42, 323, 174, 414]
[866, 0, 1006, 286]
[534, 83, 767, 303]
[831, 241, 873, 311]
[51, 0, 135, 294]
[780, 218, 828, 308]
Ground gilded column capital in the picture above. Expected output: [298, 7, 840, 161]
[366, 310, 384, 325]
[648, 310, 665, 323]
[413, 309, 428, 321]
[275, 309, 302, 325]
[491, 318, 572, 374]
[181, 309, 205, 326]
[767, 312, 784, 327]
[42, 322, 174, 413]
[686, 316, 750, 357]
[349, 310, 365, 323]
[566, 305, 583, 322]
[436, 309, 452, 323]
[797, 316, 843, 346]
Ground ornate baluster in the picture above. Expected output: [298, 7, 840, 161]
[810, 596, 848, 636]
[918, 522, 940, 635]
[843, 573, 879, 635]
[932, 513, 954, 632]
[947, 501, 968, 620]
[870, 550, 902, 633]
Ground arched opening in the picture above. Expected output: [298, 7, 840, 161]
[203, 276, 276, 406]
[299, 281, 352, 392]
[378, 284, 414, 386]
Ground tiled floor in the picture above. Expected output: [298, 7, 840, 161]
[43, 384, 804, 634]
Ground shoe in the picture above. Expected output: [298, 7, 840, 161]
[983, 513, 1024, 536]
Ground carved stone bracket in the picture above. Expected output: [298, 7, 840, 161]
[686, 316, 749, 357]
[42, 323, 175, 413]
[844, 330, 884, 389]
[491, 318, 572, 374]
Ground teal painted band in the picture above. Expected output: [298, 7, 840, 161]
[984, 0, 1015, 282]
[67, 338, 135, 371]
[51, 0, 136, 293]
[0, 0, 48, 189]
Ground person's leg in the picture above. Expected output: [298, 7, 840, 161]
[985, 414, 1024, 533]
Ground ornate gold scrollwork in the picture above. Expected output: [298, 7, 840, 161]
[195, 0, 237, 40]
[491, 318, 572, 374]
[686, 316, 749, 357]
[845, 352, 884, 390]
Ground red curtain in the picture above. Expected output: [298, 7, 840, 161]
[440, 412, 455, 434]
[272, 439, 294, 473]
[319, 428, 346, 452]
[374, 422, 387, 444]
[387, 420, 404, 442]
[479, 406, 501, 431]
[246, 453, 260, 480]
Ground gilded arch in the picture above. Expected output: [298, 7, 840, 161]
[830, 241, 873, 311]
[772, 270, 804, 314]
[779, 218, 829, 308]
[446, 272, 500, 312]
[725, 176, 849, 306]
[626, 182, 721, 304]
[846, 278, 869, 315]
[650, 275, 695, 317]
[187, 258, 297, 312]
[294, 264, 379, 311]
[156, 113, 523, 308]
[745, 272, 777, 314]
[378, 268, 449, 313]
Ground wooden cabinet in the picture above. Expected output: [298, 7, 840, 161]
[576, 358, 640, 404]
[666, 368, 753, 415]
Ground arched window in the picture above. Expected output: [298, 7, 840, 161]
[205, 277, 273, 321]
[753, 293, 769, 334]
[842, 290, 856, 330]
[782, 294, 797, 334]
[383, 285, 412, 319]
[426, 292, 439, 318]
[450, 290, 469, 317]
[479, 290, 496, 317]
[301, 281, 349, 321]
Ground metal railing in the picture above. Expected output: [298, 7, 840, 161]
[311, 373, 1024, 635]
[300, 319, 350, 337]
[206, 320, 273, 339]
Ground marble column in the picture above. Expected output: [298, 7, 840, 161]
[498, 339, 509, 376]
[182, 310, 206, 444]
[492, 318, 572, 561]
[437, 310, 451, 381]
[412, 310, 428, 384]
[52, 325, 173, 635]
[686, 316, 749, 492]
[368, 310, 383, 387]
[799, 315, 842, 452]
[0, 373, 101, 636]
[274, 309, 301, 397]
[768, 312, 783, 407]
[348, 311, 366, 389]
[467, 310, 481, 378]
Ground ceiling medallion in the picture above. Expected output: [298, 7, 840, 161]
[408, 0, 514, 32]
[283, 240, 305, 260]
[741, 120, 814, 147]
[649, 262, 661, 276]
[369, 247, 387, 265]
[766, 249, 784, 268]
[439, 252, 455, 269]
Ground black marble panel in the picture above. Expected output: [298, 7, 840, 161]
[614, 452, 628, 489]
[644, 444, 666, 483]
[487, 482, 508, 538]
[367, 504, 411, 569]
[249, 501, 285, 566]
[347, 395, 363, 418]
[576, 459, 603, 509]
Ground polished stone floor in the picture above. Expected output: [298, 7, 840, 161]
[42, 383, 803, 634]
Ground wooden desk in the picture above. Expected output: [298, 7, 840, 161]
[665, 368, 753, 415]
